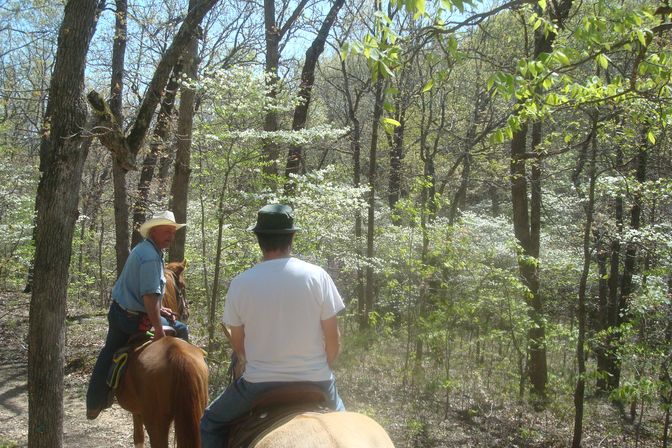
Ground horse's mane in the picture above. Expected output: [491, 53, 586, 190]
[165, 260, 186, 277]
[164, 260, 189, 320]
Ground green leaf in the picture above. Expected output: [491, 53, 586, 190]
[490, 129, 504, 144]
[382, 118, 401, 127]
[422, 79, 434, 92]
[533, 18, 542, 31]
[505, 126, 513, 139]
[517, 60, 528, 76]
[596, 53, 609, 70]
[636, 30, 647, 47]
[537, 0, 546, 10]
[528, 61, 538, 77]
[647, 130, 656, 145]
[414, 0, 426, 17]
[546, 93, 559, 105]
[555, 50, 570, 66]
[380, 61, 395, 78]
[448, 36, 458, 53]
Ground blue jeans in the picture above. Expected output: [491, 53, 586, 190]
[200, 377, 345, 448]
[86, 301, 189, 411]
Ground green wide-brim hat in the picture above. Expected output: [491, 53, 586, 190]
[247, 204, 301, 234]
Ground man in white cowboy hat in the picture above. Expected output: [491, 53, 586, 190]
[200, 204, 346, 447]
[86, 211, 188, 420]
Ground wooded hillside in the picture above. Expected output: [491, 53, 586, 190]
[0, 0, 670, 446]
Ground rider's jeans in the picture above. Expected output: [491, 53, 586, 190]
[200, 377, 345, 448]
[85, 301, 188, 411]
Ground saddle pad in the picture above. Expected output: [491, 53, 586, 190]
[106, 351, 128, 389]
[105, 334, 153, 389]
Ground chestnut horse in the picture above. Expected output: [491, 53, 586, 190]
[115, 260, 208, 448]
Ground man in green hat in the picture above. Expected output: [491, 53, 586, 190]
[200, 204, 345, 448]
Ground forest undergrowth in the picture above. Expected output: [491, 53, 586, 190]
[0, 291, 665, 447]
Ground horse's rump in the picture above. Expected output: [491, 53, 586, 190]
[253, 411, 395, 448]
[116, 337, 208, 448]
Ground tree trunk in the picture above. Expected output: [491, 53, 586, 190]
[595, 234, 609, 390]
[110, 0, 130, 271]
[208, 210, 226, 354]
[261, 0, 281, 176]
[363, 77, 385, 330]
[124, 0, 220, 154]
[284, 0, 346, 185]
[448, 152, 470, 225]
[261, 0, 309, 177]
[571, 116, 597, 448]
[508, 0, 573, 397]
[489, 183, 500, 217]
[598, 143, 624, 391]
[527, 120, 547, 398]
[207, 166, 234, 353]
[415, 151, 436, 369]
[662, 278, 672, 448]
[169, 0, 200, 262]
[89, 0, 220, 270]
[413, 76, 443, 365]
[619, 135, 648, 316]
[610, 132, 648, 387]
[449, 88, 486, 224]
[110, 0, 127, 123]
[28, 0, 101, 445]
[338, 54, 365, 314]
[132, 73, 180, 248]
[388, 112, 405, 220]
[112, 162, 131, 274]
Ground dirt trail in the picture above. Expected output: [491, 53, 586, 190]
[0, 292, 138, 447]
[0, 362, 134, 447]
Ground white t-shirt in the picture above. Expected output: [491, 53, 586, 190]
[223, 257, 345, 383]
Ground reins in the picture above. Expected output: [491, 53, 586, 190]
[165, 267, 189, 320]
[220, 322, 246, 384]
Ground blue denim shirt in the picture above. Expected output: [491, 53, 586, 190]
[111, 238, 165, 312]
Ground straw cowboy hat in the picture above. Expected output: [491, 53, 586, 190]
[139, 211, 187, 238]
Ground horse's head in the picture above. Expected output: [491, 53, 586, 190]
[165, 260, 189, 320]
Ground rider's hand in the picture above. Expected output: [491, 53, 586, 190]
[153, 327, 166, 341]
[160, 307, 176, 321]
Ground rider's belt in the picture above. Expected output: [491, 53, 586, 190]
[113, 300, 142, 316]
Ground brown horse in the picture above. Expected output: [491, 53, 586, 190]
[252, 411, 395, 447]
[115, 260, 208, 448]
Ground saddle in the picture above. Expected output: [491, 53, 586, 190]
[106, 327, 176, 389]
[228, 384, 330, 448]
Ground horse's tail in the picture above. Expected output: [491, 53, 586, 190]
[169, 341, 208, 448]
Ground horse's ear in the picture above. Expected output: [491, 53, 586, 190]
[182, 259, 188, 270]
